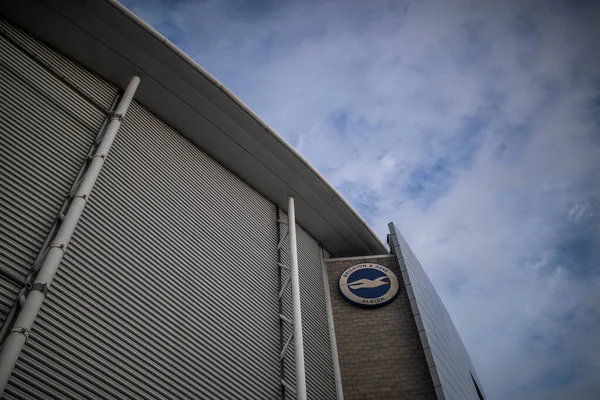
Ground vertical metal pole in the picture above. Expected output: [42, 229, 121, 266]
[0, 76, 140, 396]
[320, 248, 344, 400]
[288, 197, 307, 400]
[276, 206, 286, 399]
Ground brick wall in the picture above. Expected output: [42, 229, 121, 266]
[326, 256, 436, 400]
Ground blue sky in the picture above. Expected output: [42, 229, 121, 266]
[122, 0, 600, 398]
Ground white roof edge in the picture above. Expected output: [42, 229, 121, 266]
[105, 0, 386, 254]
[0, 0, 387, 256]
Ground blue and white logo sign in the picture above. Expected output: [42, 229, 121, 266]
[339, 263, 399, 308]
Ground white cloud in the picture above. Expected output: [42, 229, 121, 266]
[568, 202, 593, 223]
[124, 0, 600, 398]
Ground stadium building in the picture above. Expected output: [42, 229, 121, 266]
[0, 1, 485, 399]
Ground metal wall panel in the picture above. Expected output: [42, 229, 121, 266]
[279, 212, 337, 400]
[388, 223, 485, 400]
[0, 19, 117, 112]
[5, 100, 281, 399]
[0, 17, 116, 330]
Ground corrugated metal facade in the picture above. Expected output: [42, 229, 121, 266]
[4, 98, 282, 399]
[0, 16, 339, 400]
[0, 18, 116, 333]
[279, 212, 337, 400]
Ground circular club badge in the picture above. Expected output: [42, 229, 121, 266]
[338, 263, 399, 308]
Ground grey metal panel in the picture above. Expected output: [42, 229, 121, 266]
[0, 0, 387, 257]
[388, 223, 486, 400]
[0, 18, 114, 328]
[6, 99, 281, 399]
[0, 18, 117, 112]
[279, 212, 337, 400]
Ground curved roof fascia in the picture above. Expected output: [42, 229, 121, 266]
[0, 0, 387, 257]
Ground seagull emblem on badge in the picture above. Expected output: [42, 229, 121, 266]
[344, 276, 390, 289]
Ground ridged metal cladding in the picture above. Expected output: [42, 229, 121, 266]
[280, 211, 337, 400]
[4, 98, 283, 399]
[0, 15, 339, 400]
[0, 17, 116, 331]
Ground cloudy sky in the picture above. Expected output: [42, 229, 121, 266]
[122, 0, 600, 398]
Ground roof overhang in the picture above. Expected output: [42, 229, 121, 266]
[0, 0, 388, 257]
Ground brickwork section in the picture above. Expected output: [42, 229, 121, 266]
[326, 256, 436, 400]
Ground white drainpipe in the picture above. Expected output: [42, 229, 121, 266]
[0, 76, 140, 396]
[288, 197, 307, 400]
[321, 248, 344, 400]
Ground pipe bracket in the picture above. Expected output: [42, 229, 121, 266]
[31, 283, 48, 297]
[10, 327, 29, 340]
[18, 290, 27, 306]
[109, 111, 124, 121]
[49, 243, 66, 252]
